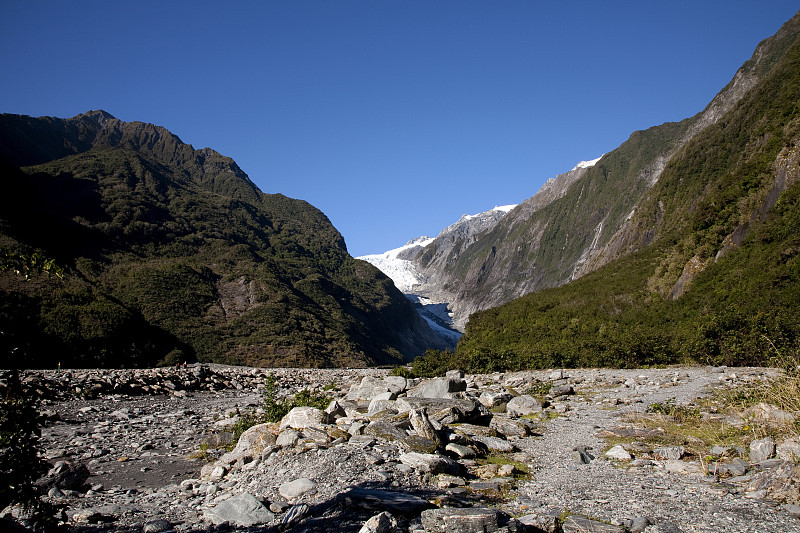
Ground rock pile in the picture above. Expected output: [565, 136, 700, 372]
[4, 365, 800, 532]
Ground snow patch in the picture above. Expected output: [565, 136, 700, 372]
[573, 155, 604, 170]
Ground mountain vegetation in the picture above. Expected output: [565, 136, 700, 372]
[0, 111, 446, 369]
[398, 12, 800, 336]
[410, 11, 800, 374]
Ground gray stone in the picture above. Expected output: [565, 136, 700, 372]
[407, 376, 466, 399]
[710, 445, 732, 456]
[372, 391, 396, 402]
[421, 507, 498, 532]
[777, 438, 800, 462]
[276, 428, 301, 448]
[783, 504, 800, 518]
[654, 446, 685, 461]
[204, 493, 274, 527]
[37, 461, 90, 491]
[218, 422, 276, 465]
[479, 391, 512, 408]
[365, 420, 438, 453]
[280, 503, 310, 530]
[269, 499, 290, 513]
[396, 397, 482, 423]
[572, 447, 595, 464]
[750, 437, 775, 463]
[324, 400, 347, 422]
[506, 395, 542, 417]
[142, 519, 172, 533]
[399, 452, 462, 475]
[445, 443, 476, 459]
[347, 376, 391, 401]
[341, 487, 432, 514]
[409, 408, 441, 445]
[368, 398, 397, 415]
[279, 406, 326, 431]
[383, 376, 408, 394]
[451, 422, 498, 437]
[489, 415, 530, 437]
[562, 515, 625, 532]
[605, 445, 632, 460]
[643, 524, 685, 533]
[359, 511, 398, 533]
[628, 516, 651, 533]
[279, 477, 317, 500]
[550, 384, 574, 396]
[517, 511, 561, 533]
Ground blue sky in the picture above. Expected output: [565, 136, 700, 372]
[2, 2, 798, 257]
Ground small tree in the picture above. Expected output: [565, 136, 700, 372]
[0, 371, 55, 530]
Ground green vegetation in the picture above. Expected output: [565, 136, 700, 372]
[416, 24, 800, 373]
[0, 112, 439, 368]
[0, 372, 57, 530]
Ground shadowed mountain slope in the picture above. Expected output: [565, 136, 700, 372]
[0, 111, 448, 368]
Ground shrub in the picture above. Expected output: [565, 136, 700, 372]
[0, 371, 57, 530]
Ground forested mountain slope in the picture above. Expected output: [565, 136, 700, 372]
[0, 111, 447, 368]
[416, 11, 800, 372]
[404, 11, 800, 332]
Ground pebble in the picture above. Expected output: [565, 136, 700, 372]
[6, 365, 796, 532]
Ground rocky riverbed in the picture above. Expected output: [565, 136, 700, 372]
[5, 364, 800, 532]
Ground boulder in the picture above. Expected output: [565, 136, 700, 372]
[750, 437, 776, 463]
[399, 452, 462, 475]
[368, 398, 397, 415]
[407, 375, 466, 399]
[562, 515, 625, 532]
[383, 376, 409, 395]
[421, 507, 499, 533]
[478, 391, 512, 409]
[777, 438, 800, 462]
[605, 445, 633, 460]
[396, 397, 482, 423]
[489, 416, 531, 437]
[36, 461, 90, 492]
[365, 419, 438, 453]
[409, 408, 441, 445]
[506, 395, 542, 417]
[280, 503, 310, 530]
[654, 446, 685, 461]
[279, 477, 317, 500]
[340, 487, 432, 515]
[347, 376, 391, 401]
[218, 422, 277, 464]
[359, 511, 398, 533]
[204, 493, 274, 527]
[276, 428, 301, 448]
[279, 406, 326, 431]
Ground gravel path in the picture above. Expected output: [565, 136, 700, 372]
[509, 367, 798, 532]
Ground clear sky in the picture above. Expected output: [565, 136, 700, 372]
[2, 2, 798, 257]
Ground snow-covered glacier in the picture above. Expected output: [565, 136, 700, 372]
[357, 236, 433, 293]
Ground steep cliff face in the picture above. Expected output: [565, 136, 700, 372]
[0, 111, 448, 368]
[396, 11, 800, 331]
